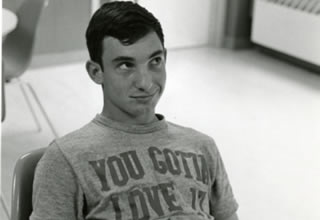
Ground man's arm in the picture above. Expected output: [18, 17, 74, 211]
[208, 139, 239, 220]
[31, 144, 82, 220]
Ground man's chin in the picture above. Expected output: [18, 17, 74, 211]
[129, 106, 157, 124]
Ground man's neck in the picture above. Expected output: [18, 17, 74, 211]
[101, 108, 158, 125]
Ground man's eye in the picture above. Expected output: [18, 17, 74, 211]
[118, 62, 133, 70]
[150, 57, 163, 66]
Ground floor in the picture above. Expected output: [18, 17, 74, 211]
[1, 47, 320, 220]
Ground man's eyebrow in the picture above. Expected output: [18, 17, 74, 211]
[112, 56, 135, 63]
[111, 50, 164, 63]
[149, 50, 164, 58]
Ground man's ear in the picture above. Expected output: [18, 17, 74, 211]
[86, 60, 104, 85]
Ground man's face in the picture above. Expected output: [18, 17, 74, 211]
[98, 31, 166, 124]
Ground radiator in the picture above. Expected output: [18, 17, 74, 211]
[251, 0, 320, 66]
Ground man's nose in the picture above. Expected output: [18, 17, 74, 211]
[134, 67, 152, 91]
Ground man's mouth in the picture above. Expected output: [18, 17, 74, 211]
[132, 95, 152, 98]
[130, 91, 158, 101]
[131, 94, 153, 99]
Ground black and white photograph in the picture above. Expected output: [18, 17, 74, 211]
[1, 0, 320, 220]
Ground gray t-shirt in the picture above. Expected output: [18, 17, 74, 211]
[31, 114, 238, 220]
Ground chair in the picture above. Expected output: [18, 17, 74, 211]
[10, 148, 46, 220]
[2, 0, 58, 138]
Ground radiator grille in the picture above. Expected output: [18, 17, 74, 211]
[264, 0, 320, 14]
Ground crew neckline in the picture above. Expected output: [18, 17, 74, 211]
[93, 113, 167, 134]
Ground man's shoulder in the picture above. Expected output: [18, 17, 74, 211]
[56, 121, 96, 143]
[53, 119, 108, 153]
[166, 121, 215, 144]
[165, 121, 220, 159]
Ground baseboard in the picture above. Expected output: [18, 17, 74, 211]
[224, 36, 253, 49]
[255, 44, 320, 74]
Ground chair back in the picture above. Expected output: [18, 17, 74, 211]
[3, 0, 49, 80]
[11, 148, 46, 220]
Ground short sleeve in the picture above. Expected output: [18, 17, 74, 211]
[30, 142, 84, 220]
[209, 147, 238, 219]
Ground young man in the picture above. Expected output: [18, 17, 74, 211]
[31, 2, 238, 220]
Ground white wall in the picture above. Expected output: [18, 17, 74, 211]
[91, 0, 225, 48]
[139, 0, 213, 49]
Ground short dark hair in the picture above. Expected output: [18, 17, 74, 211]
[86, 1, 165, 67]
